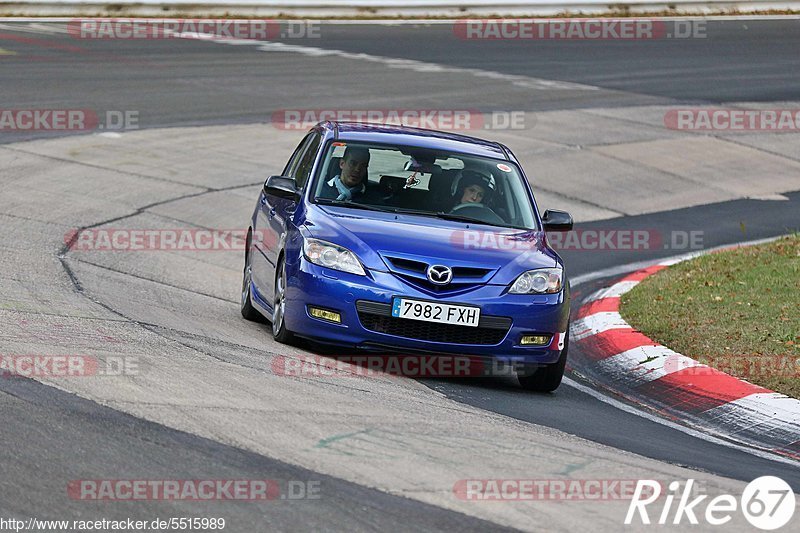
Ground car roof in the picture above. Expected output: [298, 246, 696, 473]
[317, 121, 510, 160]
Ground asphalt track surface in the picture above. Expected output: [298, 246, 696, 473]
[3, 18, 800, 143]
[1, 19, 800, 530]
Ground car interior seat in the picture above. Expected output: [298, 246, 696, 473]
[325, 157, 343, 182]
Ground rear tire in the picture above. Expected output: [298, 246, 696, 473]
[272, 256, 295, 344]
[240, 238, 264, 322]
[518, 331, 569, 392]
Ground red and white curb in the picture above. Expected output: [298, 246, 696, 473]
[571, 260, 800, 461]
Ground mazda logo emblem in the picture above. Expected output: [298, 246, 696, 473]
[427, 265, 453, 285]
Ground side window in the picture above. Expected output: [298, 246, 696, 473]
[282, 133, 314, 179]
[291, 133, 322, 189]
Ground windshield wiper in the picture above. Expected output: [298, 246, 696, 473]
[430, 212, 494, 225]
[316, 201, 530, 230]
[315, 198, 395, 213]
[394, 208, 505, 226]
[392, 208, 530, 230]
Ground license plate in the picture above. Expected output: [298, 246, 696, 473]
[391, 298, 480, 327]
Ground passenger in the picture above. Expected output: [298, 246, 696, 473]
[450, 170, 493, 211]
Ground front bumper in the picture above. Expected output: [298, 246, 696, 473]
[281, 258, 569, 365]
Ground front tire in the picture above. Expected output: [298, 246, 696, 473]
[518, 331, 569, 392]
[272, 257, 295, 344]
[241, 239, 264, 322]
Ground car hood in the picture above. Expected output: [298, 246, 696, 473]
[303, 204, 559, 285]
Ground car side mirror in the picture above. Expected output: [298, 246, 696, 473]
[264, 175, 300, 202]
[542, 209, 573, 232]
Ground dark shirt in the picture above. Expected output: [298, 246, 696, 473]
[318, 175, 382, 204]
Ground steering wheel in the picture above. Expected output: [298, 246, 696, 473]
[449, 203, 505, 225]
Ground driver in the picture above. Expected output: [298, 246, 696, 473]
[451, 170, 493, 211]
[320, 146, 371, 201]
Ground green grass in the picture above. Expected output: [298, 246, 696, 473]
[620, 235, 800, 398]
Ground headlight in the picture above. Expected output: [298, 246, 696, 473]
[303, 238, 366, 276]
[509, 268, 563, 294]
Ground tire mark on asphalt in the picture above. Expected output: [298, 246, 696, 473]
[1, 144, 225, 189]
[69, 257, 236, 303]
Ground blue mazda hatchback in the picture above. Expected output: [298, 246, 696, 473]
[242, 121, 573, 391]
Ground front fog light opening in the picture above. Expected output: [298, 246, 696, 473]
[308, 306, 342, 324]
[521, 334, 552, 346]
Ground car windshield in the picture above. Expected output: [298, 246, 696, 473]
[312, 141, 539, 230]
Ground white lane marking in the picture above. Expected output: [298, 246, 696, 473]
[570, 311, 631, 341]
[658, 257, 688, 266]
[562, 376, 800, 466]
[584, 280, 638, 302]
[701, 393, 800, 452]
[0, 22, 64, 35]
[596, 345, 704, 387]
[29, 23, 69, 34]
[167, 29, 600, 92]
[252, 41, 599, 91]
[748, 193, 790, 201]
[703, 393, 800, 439]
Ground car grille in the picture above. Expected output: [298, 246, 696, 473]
[382, 255, 495, 294]
[356, 301, 511, 345]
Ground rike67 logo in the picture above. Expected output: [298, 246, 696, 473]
[626, 477, 795, 530]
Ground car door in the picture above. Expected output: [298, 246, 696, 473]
[251, 132, 320, 306]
